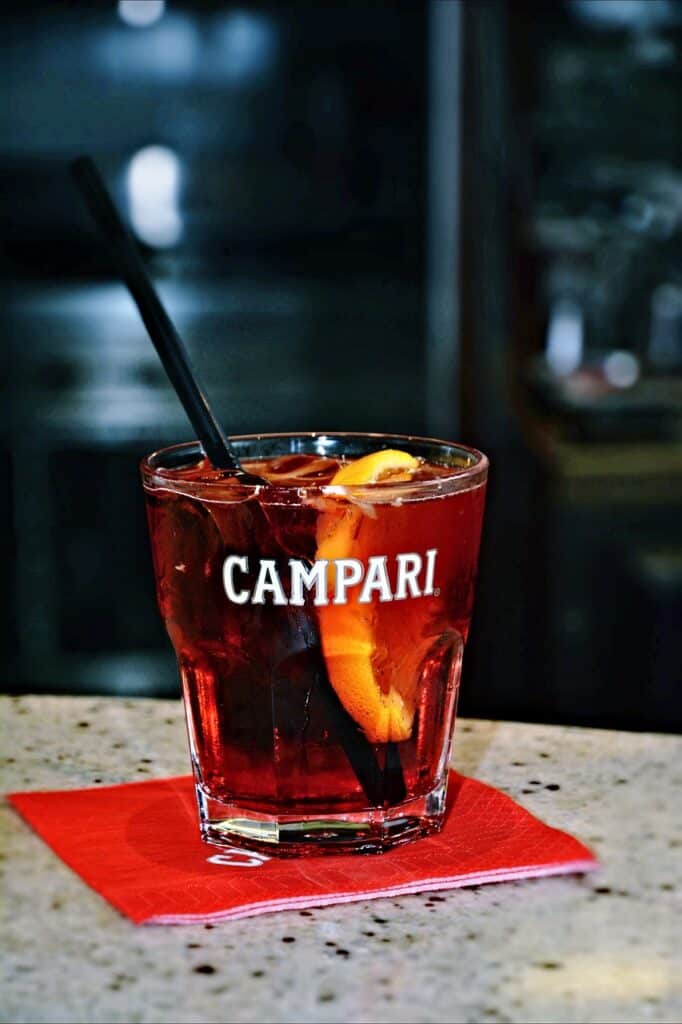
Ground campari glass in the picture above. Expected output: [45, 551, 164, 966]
[141, 433, 487, 855]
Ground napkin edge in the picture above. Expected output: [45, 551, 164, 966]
[143, 857, 600, 926]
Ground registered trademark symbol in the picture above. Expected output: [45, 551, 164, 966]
[434, 587, 440, 597]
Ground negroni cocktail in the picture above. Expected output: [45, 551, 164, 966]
[142, 433, 487, 854]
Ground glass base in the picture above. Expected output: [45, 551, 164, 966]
[195, 780, 447, 857]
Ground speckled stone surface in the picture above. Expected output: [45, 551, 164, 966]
[1, 695, 680, 1024]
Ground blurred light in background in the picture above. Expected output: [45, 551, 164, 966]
[604, 350, 640, 388]
[571, 0, 675, 30]
[118, 0, 166, 29]
[621, 194, 656, 234]
[215, 9, 277, 82]
[649, 284, 682, 370]
[546, 298, 584, 377]
[98, 11, 199, 81]
[126, 145, 183, 248]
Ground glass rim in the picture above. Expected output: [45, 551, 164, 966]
[141, 431, 488, 498]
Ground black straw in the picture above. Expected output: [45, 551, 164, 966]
[70, 156, 257, 478]
[384, 741, 407, 805]
[70, 156, 404, 810]
[318, 685, 407, 810]
[316, 677, 385, 807]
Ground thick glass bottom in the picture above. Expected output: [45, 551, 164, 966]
[195, 779, 448, 857]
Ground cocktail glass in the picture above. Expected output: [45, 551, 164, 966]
[141, 432, 487, 855]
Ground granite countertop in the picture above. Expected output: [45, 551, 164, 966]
[1, 695, 680, 1024]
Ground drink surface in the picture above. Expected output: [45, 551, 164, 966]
[151, 452, 457, 489]
[144, 451, 486, 814]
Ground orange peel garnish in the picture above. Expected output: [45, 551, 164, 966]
[316, 449, 421, 744]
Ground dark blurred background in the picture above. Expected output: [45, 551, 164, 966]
[3, 0, 681, 731]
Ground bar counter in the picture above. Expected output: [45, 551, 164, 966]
[2, 695, 680, 1024]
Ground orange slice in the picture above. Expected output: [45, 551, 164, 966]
[329, 448, 420, 487]
[316, 449, 420, 744]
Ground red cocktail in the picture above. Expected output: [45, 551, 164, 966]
[142, 433, 487, 854]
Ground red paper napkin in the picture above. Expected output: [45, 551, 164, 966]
[7, 772, 597, 925]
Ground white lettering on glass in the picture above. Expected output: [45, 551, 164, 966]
[289, 558, 329, 606]
[357, 556, 393, 604]
[251, 560, 288, 606]
[222, 555, 250, 604]
[394, 552, 423, 599]
[222, 551, 439, 606]
[333, 559, 364, 604]
[424, 548, 437, 595]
